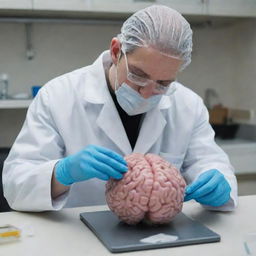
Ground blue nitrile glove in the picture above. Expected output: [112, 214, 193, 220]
[184, 169, 231, 207]
[55, 145, 128, 186]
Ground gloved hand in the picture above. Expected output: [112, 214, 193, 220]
[55, 145, 128, 186]
[184, 169, 231, 207]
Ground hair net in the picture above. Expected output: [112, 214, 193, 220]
[117, 5, 193, 71]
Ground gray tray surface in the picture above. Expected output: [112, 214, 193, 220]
[80, 210, 220, 253]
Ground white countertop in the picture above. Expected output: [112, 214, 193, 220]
[216, 138, 256, 147]
[0, 195, 255, 256]
[0, 99, 32, 109]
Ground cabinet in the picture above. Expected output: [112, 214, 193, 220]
[32, 0, 91, 12]
[89, 0, 158, 14]
[0, 0, 32, 10]
[0, 0, 256, 17]
[32, 0, 206, 15]
[33, 0, 192, 16]
[1, 0, 255, 18]
[158, 0, 205, 15]
[92, 0, 206, 15]
[33, 0, 256, 18]
[207, 0, 256, 17]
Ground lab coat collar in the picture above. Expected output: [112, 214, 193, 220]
[134, 89, 176, 153]
[83, 50, 173, 109]
[82, 50, 110, 104]
[133, 106, 167, 154]
[83, 51, 132, 155]
[96, 96, 133, 155]
[83, 50, 174, 155]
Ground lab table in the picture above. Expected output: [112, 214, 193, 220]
[0, 195, 255, 256]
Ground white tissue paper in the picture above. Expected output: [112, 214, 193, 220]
[140, 233, 178, 244]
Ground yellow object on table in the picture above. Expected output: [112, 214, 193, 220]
[0, 225, 21, 243]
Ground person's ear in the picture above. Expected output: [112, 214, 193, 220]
[110, 37, 121, 65]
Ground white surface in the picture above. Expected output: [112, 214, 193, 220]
[140, 233, 178, 244]
[1, 0, 254, 17]
[217, 139, 256, 174]
[159, 0, 205, 15]
[0, 0, 32, 9]
[0, 195, 255, 256]
[33, 0, 205, 15]
[207, 0, 256, 17]
[0, 99, 32, 109]
[33, 0, 93, 12]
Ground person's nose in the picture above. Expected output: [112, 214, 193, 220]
[139, 83, 159, 99]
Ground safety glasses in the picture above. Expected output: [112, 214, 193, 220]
[122, 50, 177, 96]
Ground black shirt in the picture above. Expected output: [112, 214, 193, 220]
[103, 54, 143, 150]
[108, 87, 143, 150]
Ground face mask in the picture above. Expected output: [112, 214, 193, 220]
[113, 52, 163, 116]
[115, 83, 162, 116]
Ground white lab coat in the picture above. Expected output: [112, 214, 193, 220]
[3, 51, 238, 211]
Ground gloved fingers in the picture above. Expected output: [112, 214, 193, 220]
[92, 150, 128, 173]
[87, 159, 124, 180]
[84, 166, 110, 181]
[195, 179, 231, 206]
[184, 194, 192, 202]
[184, 171, 223, 201]
[195, 185, 231, 207]
[90, 145, 127, 166]
[185, 169, 217, 195]
[195, 186, 219, 205]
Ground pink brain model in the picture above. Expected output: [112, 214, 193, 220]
[105, 153, 186, 225]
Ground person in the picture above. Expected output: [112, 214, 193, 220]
[3, 5, 237, 211]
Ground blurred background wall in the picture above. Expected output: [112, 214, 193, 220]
[0, 18, 255, 146]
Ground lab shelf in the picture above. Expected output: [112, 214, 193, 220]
[0, 99, 32, 109]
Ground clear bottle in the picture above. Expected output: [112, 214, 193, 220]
[0, 73, 9, 99]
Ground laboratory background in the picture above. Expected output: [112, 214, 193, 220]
[0, 2, 256, 255]
[0, 1, 256, 211]
[0, 2, 255, 207]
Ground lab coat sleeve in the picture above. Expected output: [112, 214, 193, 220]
[2, 86, 69, 211]
[181, 98, 238, 211]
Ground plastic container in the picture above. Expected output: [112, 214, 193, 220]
[0, 225, 21, 243]
[31, 85, 42, 98]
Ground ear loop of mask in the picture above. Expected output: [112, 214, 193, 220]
[114, 51, 122, 91]
[165, 82, 177, 96]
